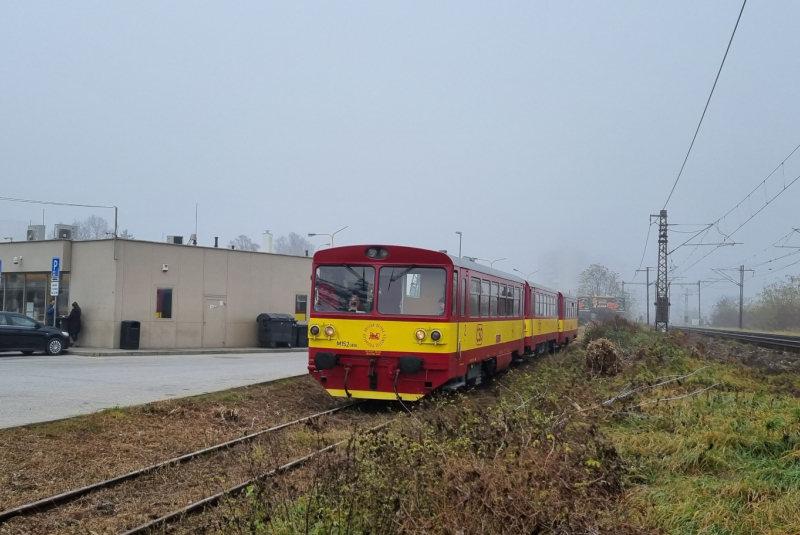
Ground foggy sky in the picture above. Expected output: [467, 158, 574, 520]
[2, 1, 799, 316]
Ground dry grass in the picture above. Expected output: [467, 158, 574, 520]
[0, 375, 346, 512]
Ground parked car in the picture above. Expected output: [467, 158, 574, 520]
[0, 312, 71, 355]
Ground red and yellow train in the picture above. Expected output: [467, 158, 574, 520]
[307, 245, 577, 401]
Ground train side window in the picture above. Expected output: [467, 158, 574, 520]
[514, 287, 520, 316]
[490, 282, 499, 317]
[499, 284, 507, 317]
[461, 278, 467, 317]
[470, 278, 480, 317]
[480, 280, 490, 317]
[452, 271, 458, 316]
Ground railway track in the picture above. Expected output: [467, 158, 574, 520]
[673, 326, 800, 352]
[0, 401, 391, 534]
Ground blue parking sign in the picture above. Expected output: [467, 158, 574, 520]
[52, 257, 60, 278]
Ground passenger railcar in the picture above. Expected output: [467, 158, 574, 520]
[307, 245, 578, 401]
[523, 283, 560, 354]
[559, 293, 579, 346]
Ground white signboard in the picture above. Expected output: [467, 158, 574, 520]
[50, 281, 60, 296]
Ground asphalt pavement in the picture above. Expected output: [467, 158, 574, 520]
[0, 351, 309, 429]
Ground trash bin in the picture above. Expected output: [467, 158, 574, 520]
[293, 323, 309, 348]
[256, 313, 296, 348]
[57, 316, 70, 332]
[120, 320, 141, 350]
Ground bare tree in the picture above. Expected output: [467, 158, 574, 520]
[274, 232, 315, 256]
[228, 234, 260, 251]
[119, 229, 134, 239]
[70, 215, 110, 240]
[578, 264, 620, 296]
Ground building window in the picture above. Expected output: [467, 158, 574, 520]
[3, 274, 24, 315]
[295, 294, 308, 321]
[56, 273, 70, 317]
[156, 288, 173, 319]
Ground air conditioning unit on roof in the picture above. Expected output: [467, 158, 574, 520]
[54, 224, 78, 240]
[27, 225, 46, 241]
[166, 235, 183, 245]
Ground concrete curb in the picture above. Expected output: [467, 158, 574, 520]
[67, 347, 308, 357]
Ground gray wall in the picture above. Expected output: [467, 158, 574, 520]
[110, 240, 311, 349]
[1, 239, 312, 349]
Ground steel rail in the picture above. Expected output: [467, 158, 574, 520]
[674, 326, 800, 352]
[0, 403, 359, 524]
[119, 418, 396, 535]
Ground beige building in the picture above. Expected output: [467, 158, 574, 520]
[0, 238, 312, 349]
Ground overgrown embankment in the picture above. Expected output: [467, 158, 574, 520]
[216, 321, 800, 535]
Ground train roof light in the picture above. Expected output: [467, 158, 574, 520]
[365, 246, 389, 259]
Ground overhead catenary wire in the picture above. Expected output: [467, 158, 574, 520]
[670, 159, 800, 277]
[662, 0, 748, 209]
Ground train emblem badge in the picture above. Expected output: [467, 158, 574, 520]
[362, 323, 387, 348]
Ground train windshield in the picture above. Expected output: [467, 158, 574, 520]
[314, 265, 375, 313]
[377, 267, 447, 316]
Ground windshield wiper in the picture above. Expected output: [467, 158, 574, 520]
[387, 264, 417, 293]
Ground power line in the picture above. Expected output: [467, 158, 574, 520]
[634, 221, 655, 278]
[669, 145, 800, 277]
[663, 0, 748, 209]
[0, 196, 115, 209]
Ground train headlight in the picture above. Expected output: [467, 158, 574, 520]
[324, 325, 335, 337]
[365, 246, 389, 259]
[415, 329, 426, 341]
[310, 325, 320, 336]
[430, 330, 442, 342]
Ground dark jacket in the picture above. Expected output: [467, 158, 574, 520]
[67, 307, 81, 335]
[46, 304, 56, 325]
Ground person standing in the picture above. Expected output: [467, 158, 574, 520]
[46, 298, 56, 326]
[67, 302, 82, 346]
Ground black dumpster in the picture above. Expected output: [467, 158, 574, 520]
[293, 323, 309, 348]
[257, 313, 296, 348]
[120, 320, 141, 350]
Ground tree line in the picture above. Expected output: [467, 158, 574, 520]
[65, 215, 314, 257]
[711, 275, 800, 332]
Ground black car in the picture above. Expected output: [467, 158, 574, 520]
[0, 312, 71, 355]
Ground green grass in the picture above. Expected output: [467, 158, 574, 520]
[596, 329, 800, 535]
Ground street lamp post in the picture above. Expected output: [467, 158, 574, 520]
[455, 231, 462, 257]
[513, 268, 540, 281]
[475, 257, 506, 268]
[308, 226, 348, 247]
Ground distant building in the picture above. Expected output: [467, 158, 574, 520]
[0, 238, 311, 349]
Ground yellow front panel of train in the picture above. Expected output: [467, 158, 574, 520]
[309, 318, 525, 354]
[309, 318, 455, 353]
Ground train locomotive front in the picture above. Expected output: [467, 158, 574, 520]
[307, 245, 525, 400]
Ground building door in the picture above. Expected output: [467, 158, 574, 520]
[203, 297, 227, 348]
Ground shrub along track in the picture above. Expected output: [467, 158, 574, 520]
[0, 403, 396, 534]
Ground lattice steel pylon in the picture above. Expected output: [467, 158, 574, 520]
[653, 210, 670, 331]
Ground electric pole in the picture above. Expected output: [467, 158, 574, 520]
[654, 210, 669, 331]
[684, 287, 689, 325]
[698, 280, 702, 326]
[712, 266, 754, 330]
[739, 265, 744, 329]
